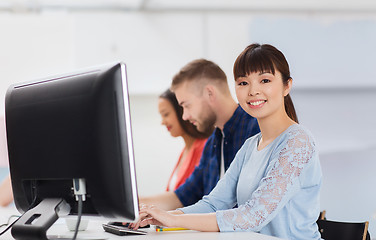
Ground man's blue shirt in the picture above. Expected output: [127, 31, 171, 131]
[175, 105, 260, 206]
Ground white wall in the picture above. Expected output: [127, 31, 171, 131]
[1, 9, 376, 237]
[292, 88, 376, 236]
[2, 11, 376, 96]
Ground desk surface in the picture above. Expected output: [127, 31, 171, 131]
[0, 206, 282, 240]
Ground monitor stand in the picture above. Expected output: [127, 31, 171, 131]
[11, 198, 70, 240]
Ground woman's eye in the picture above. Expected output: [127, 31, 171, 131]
[261, 79, 270, 83]
[238, 81, 248, 86]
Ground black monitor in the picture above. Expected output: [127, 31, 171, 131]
[5, 62, 139, 239]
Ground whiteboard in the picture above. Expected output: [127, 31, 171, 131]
[248, 16, 376, 88]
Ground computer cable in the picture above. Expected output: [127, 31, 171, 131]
[71, 194, 83, 240]
[0, 215, 20, 236]
[72, 178, 86, 240]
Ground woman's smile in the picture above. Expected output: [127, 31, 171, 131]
[247, 99, 267, 109]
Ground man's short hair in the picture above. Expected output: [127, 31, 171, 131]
[171, 59, 227, 92]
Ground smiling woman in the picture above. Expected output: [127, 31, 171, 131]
[158, 89, 212, 191]
[233, 44, 298, 124]
[132, 44, 322, 240]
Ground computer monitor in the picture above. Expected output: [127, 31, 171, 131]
[5, 62, 139, 239]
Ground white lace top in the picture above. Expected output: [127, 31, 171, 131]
[180, 124, 322, 240]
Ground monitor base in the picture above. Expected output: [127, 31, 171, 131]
[11, 198, 70, 240]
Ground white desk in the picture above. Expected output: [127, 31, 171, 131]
[0, 206, 282, 240]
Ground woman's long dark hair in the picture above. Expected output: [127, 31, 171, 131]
[233, 43, 298, 123]
[159, 89, 212, 139]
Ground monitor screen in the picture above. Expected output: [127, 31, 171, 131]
[5, 62, 139, 238]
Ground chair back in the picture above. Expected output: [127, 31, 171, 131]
[318, 210, 326, 220]
[317, 219, 370, 240]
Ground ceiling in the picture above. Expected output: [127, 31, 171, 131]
[1, 0, 376, 12]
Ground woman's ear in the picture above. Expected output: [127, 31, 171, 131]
[283, 78, 293, 97]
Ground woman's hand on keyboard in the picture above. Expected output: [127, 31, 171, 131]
[129, 204, 177, 230]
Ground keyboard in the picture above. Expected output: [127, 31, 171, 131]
[102, 223, 147, 236]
